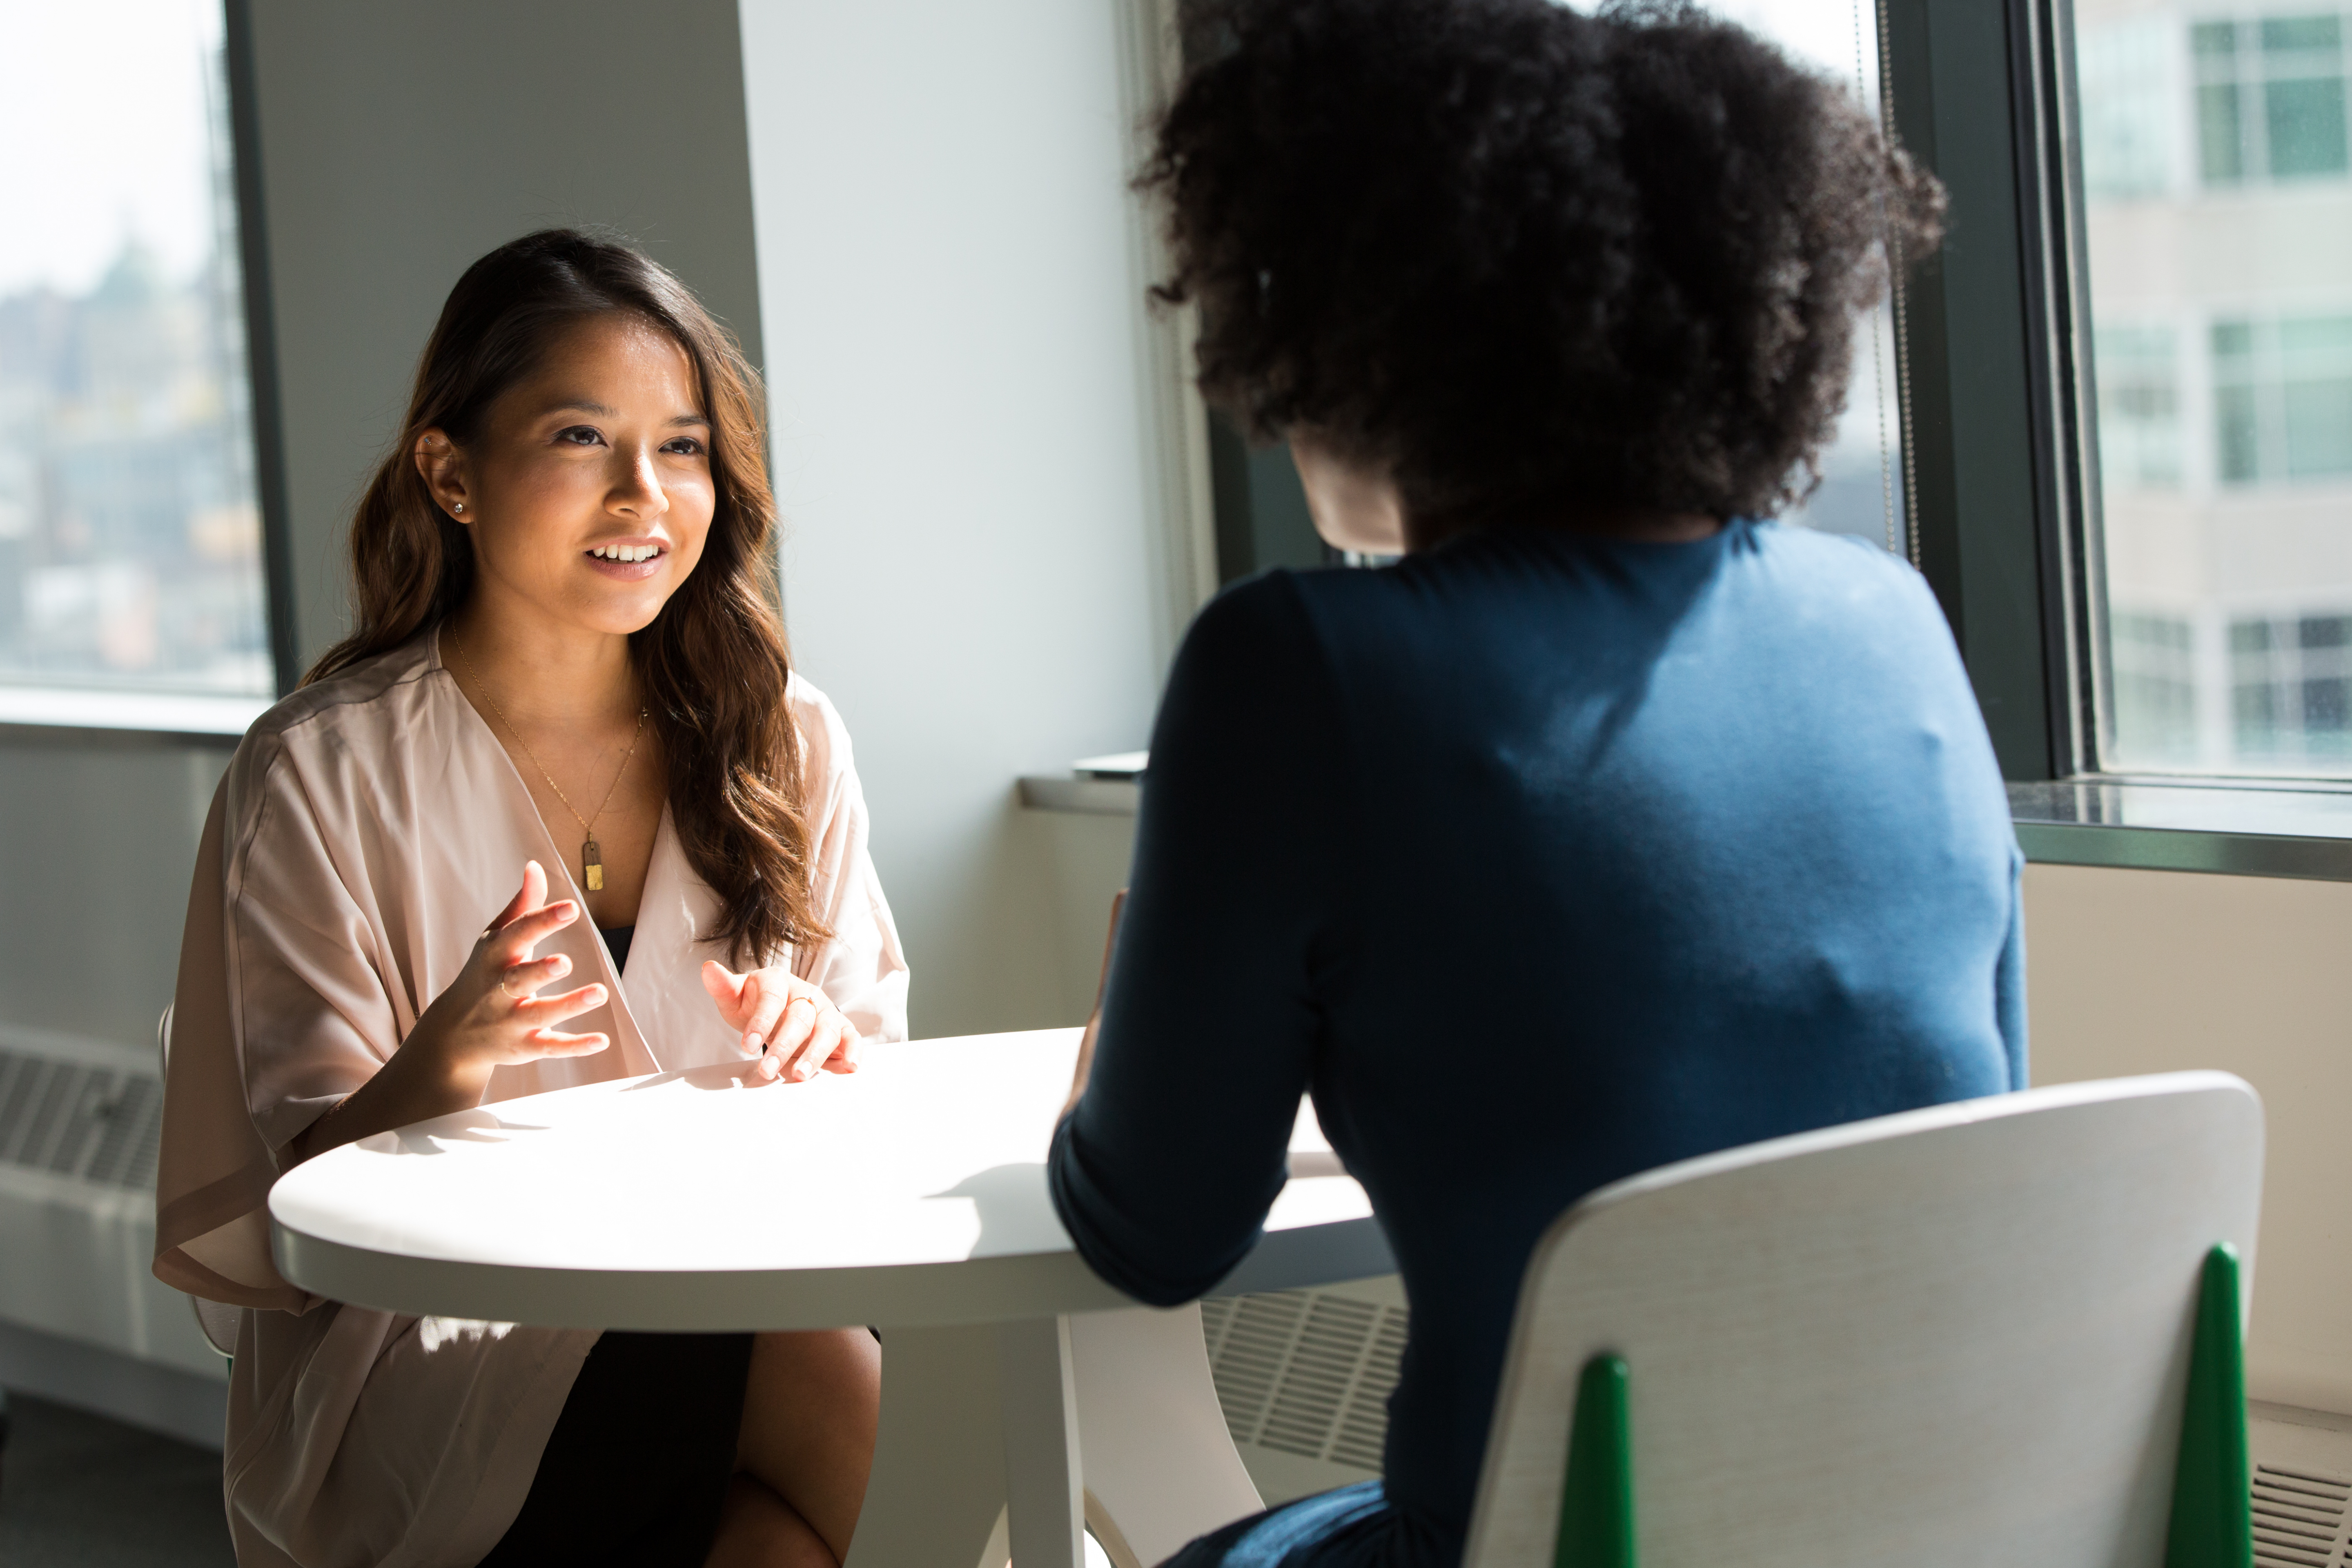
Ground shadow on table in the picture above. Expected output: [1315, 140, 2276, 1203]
[357, 1108, 550, 1157]
[623, 1060, 779, 1093]
[931, 1163, 1073, 1258]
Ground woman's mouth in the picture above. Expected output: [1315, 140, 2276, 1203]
[585, 541, 667, 579]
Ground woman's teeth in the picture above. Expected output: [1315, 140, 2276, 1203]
[590, 544, 662, 562]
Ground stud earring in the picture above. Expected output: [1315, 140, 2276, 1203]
[452, 503, 465, 514]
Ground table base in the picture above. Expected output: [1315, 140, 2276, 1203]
[845, 1303, 1265, 1568]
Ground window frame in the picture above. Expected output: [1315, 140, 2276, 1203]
[1884, 0, 2099, 786]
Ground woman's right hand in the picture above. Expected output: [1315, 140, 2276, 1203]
[290, 861, 608, 1163]
[405, 860, 611, 1094]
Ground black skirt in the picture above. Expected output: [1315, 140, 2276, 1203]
[476, 1330, 753, 1568]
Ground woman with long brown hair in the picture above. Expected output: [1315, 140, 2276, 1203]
[154, 229, 905, 1568]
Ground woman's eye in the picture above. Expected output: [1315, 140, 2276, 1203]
[554, 426, 605, 447]
[662, 437, 706, 457]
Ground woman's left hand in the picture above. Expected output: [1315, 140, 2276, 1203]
[700, 961, 861, 1083]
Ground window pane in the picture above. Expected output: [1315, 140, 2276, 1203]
[2201, 81, 2250, 180]
[2079, 1, 2352, 775]
[2096, 325, 2183, 486]
[0, 0, 271, 697]
[2264, 75, 2350, 174]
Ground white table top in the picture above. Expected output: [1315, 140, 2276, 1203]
[270, 1027, 1390, 1330]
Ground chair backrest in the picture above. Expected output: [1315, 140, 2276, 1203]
[157, 1004, 238, 1361]
[1461, 1072, 2264, 1568]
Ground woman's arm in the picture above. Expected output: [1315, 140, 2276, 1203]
[1048, 575, 1359, 1305]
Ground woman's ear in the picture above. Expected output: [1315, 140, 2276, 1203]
[413, 429, 471, 522]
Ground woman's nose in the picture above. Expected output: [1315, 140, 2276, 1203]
[612, 448, 666, 517]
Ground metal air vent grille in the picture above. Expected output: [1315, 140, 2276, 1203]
[2256, 1464, 2352, 1568]
[0, 1046, 163, 1191]
[1200, 1289, 1408, 1471]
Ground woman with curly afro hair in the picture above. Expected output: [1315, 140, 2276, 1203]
[1047, 1, 2018, 1565]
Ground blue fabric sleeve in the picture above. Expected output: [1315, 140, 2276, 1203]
[1047, 573, 1357, 1306]
[1996, 847, 2029, 1089]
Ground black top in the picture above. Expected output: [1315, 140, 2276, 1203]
[600, 924, 635, 976]
[1048, 522, 2025, 1566]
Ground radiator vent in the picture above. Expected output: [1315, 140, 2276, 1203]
[0, 1046, 163, 1191]
[2256, 1463, 2352, 1568]
[1200, 1290, 1408, 1472]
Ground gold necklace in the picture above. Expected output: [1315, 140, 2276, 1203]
[450, 629, 648, 894]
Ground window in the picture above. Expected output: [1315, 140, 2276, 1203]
[2211, 314, 2352, 481]
[2230, 610, 2352, 760]
[2096, 325, 2185, 488]
[2077, 1, 2352, 774]
[0, 0, 273, 703]
[2194, 13, 2349, 183]
[2082, 16, 2183, 200]
[2112, 609, 2201, 760]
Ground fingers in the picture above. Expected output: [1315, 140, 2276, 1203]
[775, 994, 833, 1081]
[518, 1027, 610, 1059]
[742, 972, 796, 1062]
[494, 898, 581, 964]
[513, 980, 608, 1028]
[700, 960, 746, 1021]
[813, 1012, 861, 1076]
[498, 951, 572, 1000]
[488, 860, 544, 932]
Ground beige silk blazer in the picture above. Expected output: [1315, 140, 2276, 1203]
[152, 633, 909, 1568]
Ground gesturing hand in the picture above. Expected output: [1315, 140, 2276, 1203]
[292, 861, 609, 1163]
[701, 961, 859, 1084]
[410, 860, 612, 1091]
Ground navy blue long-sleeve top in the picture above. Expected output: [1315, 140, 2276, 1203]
[1048, 520, 2025, 1567]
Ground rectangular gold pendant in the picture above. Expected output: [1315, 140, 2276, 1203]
[583, 838, 604, 892]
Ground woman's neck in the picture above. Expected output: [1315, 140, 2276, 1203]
[1405, 504, 1725, 552]
[441, 595, 639, 728]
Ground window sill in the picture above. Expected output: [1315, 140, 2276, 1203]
[1016, 765, 2352, 882]
[0, 685, 272, 744]
[2010, 779, 2352, 882]
[1017, 776, 1141, 817]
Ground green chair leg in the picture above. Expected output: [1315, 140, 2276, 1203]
[1555, 1354, 1635, 1568]
[2166, 1243, 2253, 1568]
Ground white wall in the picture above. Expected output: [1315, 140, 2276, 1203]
[2025, 862, 2352, 1415]
[739, 0, 1209, 1038]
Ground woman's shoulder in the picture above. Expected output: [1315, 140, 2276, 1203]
[784, 670, 858, 787]
[242, 636, 442, 755]
[1741, 518, 1933, 597]
[223, 636, 445, 814]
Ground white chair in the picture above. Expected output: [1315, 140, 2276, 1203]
[157, 1004, 240, 1359]
[1462, 1071, 2263, 1568]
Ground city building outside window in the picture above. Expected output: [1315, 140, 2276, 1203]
[2077, 1, 2352, 773]
[2194, 13, 2349, 183]
[0, 0, 272, 706]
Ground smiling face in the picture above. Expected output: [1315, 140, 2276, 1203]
[416, 312, 715, 639]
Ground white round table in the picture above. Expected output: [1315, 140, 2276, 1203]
[269, 1027, 1392, 1568]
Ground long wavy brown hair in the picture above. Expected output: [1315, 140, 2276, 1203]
[306, 228, 826, 966]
